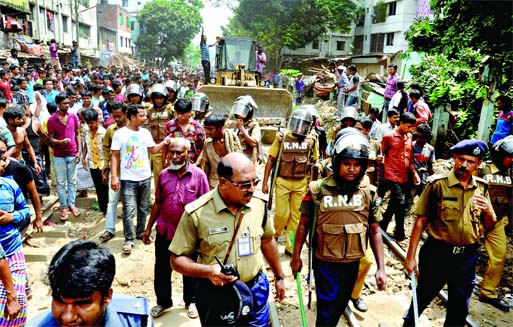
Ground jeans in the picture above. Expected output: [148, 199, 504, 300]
[346, 95, 358, 107]
[121, 178, 151, 244]
[154, 231, 196, 307]
[54, 156, 77, 209]
[105, 174, 120, 234]
[71, 56, 79, 68]
[336, 91, 346, 117]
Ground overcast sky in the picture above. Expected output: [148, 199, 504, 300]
[194, 1, 233, 43]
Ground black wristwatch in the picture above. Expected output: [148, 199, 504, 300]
[275, 275, 285, 281]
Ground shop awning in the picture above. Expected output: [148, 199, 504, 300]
[0, 0, 30, 14]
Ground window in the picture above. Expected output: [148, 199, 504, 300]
[353, 35, 363, 55]
[120, 36, 124, 47]
[386, 33, 394, 46]
[122, 0, 129, 6]
[336, 41, 345, 51]
[356, 13, 365, 27]
[312, 39, 319, 49]
[81, 0, 91, 6]
[79, 23, 90, 38]
[126, 16, 130, 28]
[388, 2, 397, 16]
[370, 33, 384, 53]
[119, 14, 124, 25]
[62, 16, 68, 33]
[131, 21, 135, 30]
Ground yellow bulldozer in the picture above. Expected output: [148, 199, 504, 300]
[199, 37, 293, 132]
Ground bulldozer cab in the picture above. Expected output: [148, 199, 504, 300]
[216, 38, 257, 73]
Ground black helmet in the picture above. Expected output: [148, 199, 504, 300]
[491, 135, 513, 170]
[230, 95, 257, 120]
[191, 92, 209, 113]
[288, 108, 312, 137]
[332, 127, 370, 181]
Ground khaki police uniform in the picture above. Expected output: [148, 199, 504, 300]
[403, 170, 492, 326]
[147, 103, 174, 185]
[479, 163, 511, 299]
[237, 119, 261, 164]
[269, 131, 318, 253]
[169, 188, 274, 283]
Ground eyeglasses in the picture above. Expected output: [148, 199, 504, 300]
[224, 177, 260, 190]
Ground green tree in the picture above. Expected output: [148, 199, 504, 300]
[136, 0, 203, 66]
[222, 0, 357, 69]
[405, 0, 512, 139]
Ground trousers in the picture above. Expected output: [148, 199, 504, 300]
[480, 217, 508, 298]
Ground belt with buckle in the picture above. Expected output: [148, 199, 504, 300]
[245, 271, 263, 288]
[428, 237, 479, 255]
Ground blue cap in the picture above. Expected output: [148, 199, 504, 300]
[209, 280, 253, 324]
[450, 139, 488, 158]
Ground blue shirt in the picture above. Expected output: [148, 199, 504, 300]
[200, 43, 210, 61]
[43, 89, 59, 104]
[27, 294, 154, 327]
[0, 177, 29, 255]
[27, 80, 35, 103]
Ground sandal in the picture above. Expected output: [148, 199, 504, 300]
[59, 208, 69, 221]
[151, 305, 170, 318]
[69, 206, 81, 217]
[186, 303, 199, 319]
[122, 243, 133, 254]
[99, 231, 114, 243]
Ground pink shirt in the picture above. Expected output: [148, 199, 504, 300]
[47, 112, 80, 157]
[155, 163, 209, 240]
[414, 99, 432, 127]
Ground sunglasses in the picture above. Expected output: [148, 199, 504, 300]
[225, 177, 260, 191]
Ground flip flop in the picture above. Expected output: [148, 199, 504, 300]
[59, 209, 69, 221]
[99, 231, 114, 243]
[70, 206, 81, 217]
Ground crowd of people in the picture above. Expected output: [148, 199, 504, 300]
[0, 49, 510, 327]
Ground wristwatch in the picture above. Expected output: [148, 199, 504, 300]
[275, 275, 285, 281]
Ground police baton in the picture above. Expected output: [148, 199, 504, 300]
[410, 271, 419, 326]
[290, 231, 308, 327]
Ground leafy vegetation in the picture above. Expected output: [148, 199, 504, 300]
[405, 0, 512, 139]
[221, 0, 357, 69]
[136, 0, 203, 66]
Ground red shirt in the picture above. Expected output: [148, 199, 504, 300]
[155, 163, 209, 240]
[0, 80, 12, 102]
[381, 129, 414, 184]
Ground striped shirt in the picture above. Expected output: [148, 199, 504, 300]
[0, 177, 29, 255]
[165, 118, 206, 163]
[384, 73, 401, 100]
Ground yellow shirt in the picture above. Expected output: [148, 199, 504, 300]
[169, 187, 274, 282]
[414, 171, 490, 245]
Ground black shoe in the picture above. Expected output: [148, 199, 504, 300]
[351, 297, 368, 312]
[479, 296, 510, 312]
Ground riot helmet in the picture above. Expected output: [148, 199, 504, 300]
[332, 127, 370, 182]
[126, 84, 143, 104]
[340, 106, 358, 127]
[230, 95, 257, 120]
[191, 92, 209, 113]
[150, 83, 168, 98]
[165, 80, 179, 93]
[287, 108, 312, 137]
[299, 104, 319, 121]
[491, 135, 513, 171]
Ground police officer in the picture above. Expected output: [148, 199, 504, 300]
[478, 135, 513, 311]
[404, 139, 497, 326]
[126, 83, 143, 105]
[230, 95, 262, 164]
[170, 153, 286, 326]
[290, 128, 386, 326]
[262, 108, 318, 255]
[191, 92, 211, 124]
[27, 240, 154, 327]
[147, 83, 174, 185]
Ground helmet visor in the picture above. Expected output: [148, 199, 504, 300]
[230, 102, 251, 119]
[288, 118, 311, 136]
[191, 97, 208, 112]
[334, 133, 370, 160]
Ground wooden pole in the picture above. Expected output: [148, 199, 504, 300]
[476, 81, 496, 142]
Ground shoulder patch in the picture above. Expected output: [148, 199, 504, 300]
[184, 191, 214, 214]
[427, 174, 446, 183]
[309, 180, 321, 195]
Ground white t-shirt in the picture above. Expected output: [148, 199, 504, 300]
[347, 73, 360, 97]
[111, 126, 156, 181]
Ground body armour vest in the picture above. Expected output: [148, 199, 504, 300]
[278, 135, 312, 179]
[482, 164, 512, 220]
[312, 179, 371, 263]
[147, 104, 174, 143]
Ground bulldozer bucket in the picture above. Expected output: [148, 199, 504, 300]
[199, 85, 293, 119]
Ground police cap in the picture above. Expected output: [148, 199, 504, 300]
[450, 139, 488, 159]
[209, 280, 253, 324]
